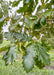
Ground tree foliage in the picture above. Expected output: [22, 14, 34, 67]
[0, 0, 54, 72]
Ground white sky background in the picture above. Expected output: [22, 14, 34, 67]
[3, 0, 52, 32]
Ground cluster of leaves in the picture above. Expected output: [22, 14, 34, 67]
[3, 46, 17, 65]
[35, 56, 45, 69]
[23, 42, 50, 72]
[0, 0, 54, 72]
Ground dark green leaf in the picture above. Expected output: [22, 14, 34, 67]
[34, 42, 50, 66]
[33, 18, 41, 29]
[17, 5, 28, 13]
[12, 0, 22, 7]
[35, 0, 38, 5]
[45, 0, 49, 3]
[41, 37, 52, 51]
[35, 56, 45, 69]
[40, 15, 46, 25]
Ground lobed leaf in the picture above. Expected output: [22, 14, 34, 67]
[3, 46, 17, 65]
[23, 54, 34, 72]
[34, 42, 50, 66]
[26, 45, 35, 58]
[13, 32, 32, 42]
[4, 32, 15, 43]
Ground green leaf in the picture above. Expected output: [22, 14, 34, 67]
[3, 46, 17, 65]
[23, 54, 34, 72]
[4, 32, 15, 43]
[13, 15, 22, 20]
[35, 56, 45, 69]
[45, 0, 49, 3]
[24, 16, 34, 28]
[40, 15, 46, 25]
[33, 18, 41, 29]
[0, 17, 6, 22]
[12, 0, 22, 7]
[41, 0, 44, 4]
[50, 0, 54, 5]
[41, 9, 52, 17]
[0, 43, 14, 53]
[41, 37, 52, 51]
[26, 45, 35, 58]
[17, 5, 28, 13]
[17, 1, 34, 14]
[35, 0, 38, 5]
[12, 20, 20, 27]
[34, 42, 50, 66]
[0, 9, 3, 18]
[0, 45, 9, 52]
[23, 44, 35, 72]
[0, 17, 6, 30]
[13, 32, 32, 42]
[45, 3, 52, 9]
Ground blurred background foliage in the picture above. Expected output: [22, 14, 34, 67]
[0, 0, 54, 72]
